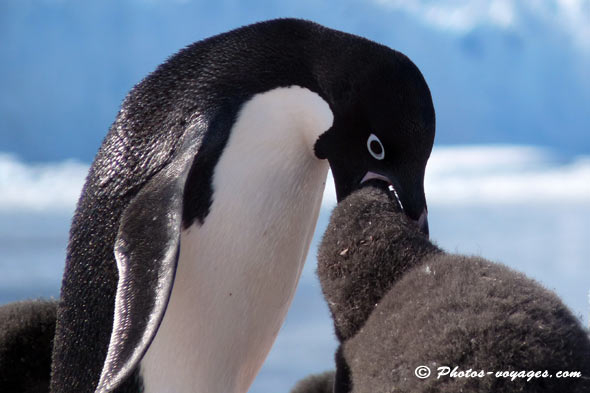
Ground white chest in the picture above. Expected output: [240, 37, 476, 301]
[140, 86, 333, 393]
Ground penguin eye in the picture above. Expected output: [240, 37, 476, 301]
[367, 134, 385, 160]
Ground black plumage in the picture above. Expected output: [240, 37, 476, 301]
[0, 300, 57, 393]
[1, 19, 437, 393]
[50, 18, 434, 393]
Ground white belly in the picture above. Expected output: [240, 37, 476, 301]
[140, 86, 332, 393]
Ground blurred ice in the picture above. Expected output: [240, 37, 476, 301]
[0, 154, 86, 213]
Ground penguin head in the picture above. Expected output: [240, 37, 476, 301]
[314, 52, 434, 236]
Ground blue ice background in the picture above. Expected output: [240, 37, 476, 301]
[0, 1, 589, 392]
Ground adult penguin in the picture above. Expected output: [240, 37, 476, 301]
[50, 18, 434, 393]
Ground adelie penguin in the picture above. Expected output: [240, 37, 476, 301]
[303, 182, 590, 393]
[31, 18, 436, 393]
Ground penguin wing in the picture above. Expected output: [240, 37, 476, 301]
[95, 131, 203, 393]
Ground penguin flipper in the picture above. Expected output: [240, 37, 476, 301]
[95, 134, 202, 393]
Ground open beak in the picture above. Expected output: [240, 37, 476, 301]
[316, 133, 430, 238]
[360, 171, 429, 237]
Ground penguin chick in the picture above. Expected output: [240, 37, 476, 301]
[317, 180, 441, 342]
[317, 184, 590, 393]
[0, 299, 57, 393]
[289, 371, 335, 393]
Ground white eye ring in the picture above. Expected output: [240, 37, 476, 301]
[367, 134, 385, 160]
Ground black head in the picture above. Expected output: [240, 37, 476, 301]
[314, 49, 434, 236]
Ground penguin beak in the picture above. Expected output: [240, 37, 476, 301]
[416, 208, 429, 237]
[359, 171, 429, 237]
[314, 131, 429, 237]
[360, 171, 404, 209]
[330, 166, 429, 237]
